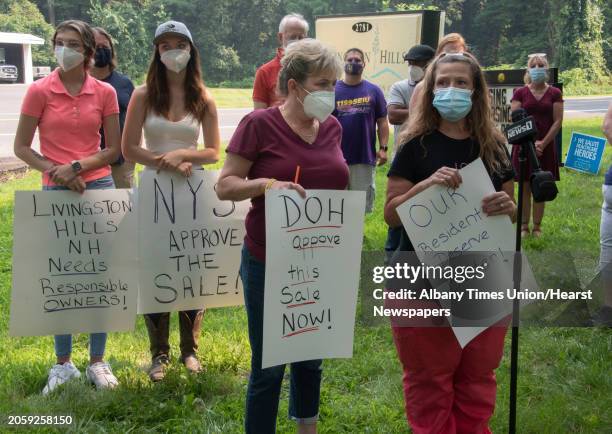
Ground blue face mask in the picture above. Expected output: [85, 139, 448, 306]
[432, 87, 473, 122]
[529, 67, 547, 83]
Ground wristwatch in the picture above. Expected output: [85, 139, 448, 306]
[380, 145, 388, 152]
[70, 160, 82, 174]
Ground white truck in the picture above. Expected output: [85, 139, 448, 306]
[0, 47, 18, 83]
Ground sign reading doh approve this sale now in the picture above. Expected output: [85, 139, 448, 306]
[10, 189, 138, 336]
[262, 190, 366, 368]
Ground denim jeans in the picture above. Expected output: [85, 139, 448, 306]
[385, 226, 402, 264]
[240, 245, 322, 434]
[43, 174, 114, 357]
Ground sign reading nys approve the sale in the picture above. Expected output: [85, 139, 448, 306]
[10, 190, 138, 336]
[137, 170, 249, 314]
[396, 158, 529, 347]
[262, 190, 365, 368]
[564, 132, 607, 175]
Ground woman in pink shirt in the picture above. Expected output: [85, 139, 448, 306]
[14, 20, 121, 394]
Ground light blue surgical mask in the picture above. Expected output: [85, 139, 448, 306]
[529, 67, 547, 83]
[432, 87, 473, 122]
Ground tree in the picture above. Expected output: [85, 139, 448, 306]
[0, 0, 55, 66]
[88, 0, 169, 82]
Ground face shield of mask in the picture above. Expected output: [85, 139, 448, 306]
[160, 49, 191, 73]
[298, 86, 336, 122]
[408, 65, 425, 82]
[55, 46, 85, 72]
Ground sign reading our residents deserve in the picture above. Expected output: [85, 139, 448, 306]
[396, 158, 535, 347]
[10, 190, 138, 336]
[137, 170, 249, 314]
[564, 132, 607, 175]
[262, 190, 366, 368]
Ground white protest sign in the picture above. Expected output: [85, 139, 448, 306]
[262, 190, 366, 369]
[10, 190, 138, 336]
[137, 170, 248, 314]
[397, 158, 531, 347]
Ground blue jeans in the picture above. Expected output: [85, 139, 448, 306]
[43, 174, 114, 358]
[385, 226, 402, 264]
[240, 246, 322, 434]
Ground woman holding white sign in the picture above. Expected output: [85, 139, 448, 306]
[217, 39, 347, 434]
[384, 51, 516, 433]
[122, 21, 220, 381]
[14, 20, 122, 394]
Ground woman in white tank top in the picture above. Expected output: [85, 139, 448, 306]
[122, 21, 220, 382]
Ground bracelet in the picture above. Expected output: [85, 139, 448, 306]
[264, 178, 277, 193]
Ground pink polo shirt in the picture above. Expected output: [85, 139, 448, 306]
[20, 68, 119, 185]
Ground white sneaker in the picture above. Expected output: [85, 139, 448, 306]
[86, 362, 119, 390]
[42, 362, 81, 395]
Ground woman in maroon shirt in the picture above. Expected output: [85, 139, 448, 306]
[217, 39, 347, 434]
[511, 54, 563, 237]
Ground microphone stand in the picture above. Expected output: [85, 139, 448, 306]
[509, 136, 541, 434]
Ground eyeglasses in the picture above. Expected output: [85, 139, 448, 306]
[438, 52, 467, 59]
[528, 53, 547, 58]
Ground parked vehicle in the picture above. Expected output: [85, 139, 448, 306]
[0, 48, 18, 83]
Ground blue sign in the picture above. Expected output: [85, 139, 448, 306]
[565, 132, 607, 175]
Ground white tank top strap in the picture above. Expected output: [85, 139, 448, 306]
[143, 111, 201, 154]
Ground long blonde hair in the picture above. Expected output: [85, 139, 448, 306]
[399, 52, 508, 174]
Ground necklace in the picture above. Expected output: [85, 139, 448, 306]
[279, 105, 319, 144]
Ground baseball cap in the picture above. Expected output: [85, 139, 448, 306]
[404, 44, 435, 62]
[154, 20, 193, 44]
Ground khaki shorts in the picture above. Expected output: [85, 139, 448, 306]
[349, 164, 376, 213]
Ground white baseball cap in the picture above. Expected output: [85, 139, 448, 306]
[154, 20, 193, 44]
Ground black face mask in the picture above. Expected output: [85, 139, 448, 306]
[94, 47, 112, 68]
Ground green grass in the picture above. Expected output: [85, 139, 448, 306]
[0, 118, 611, 433]
[208, 88, 252, 109]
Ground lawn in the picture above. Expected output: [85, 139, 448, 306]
[0, 117, 610, 433]
[208, 88, 252, 109]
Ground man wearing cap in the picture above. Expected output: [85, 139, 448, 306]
[387, 44, 436, 152]
[252, 13, 308, 109]
[385, 44, 435, 260]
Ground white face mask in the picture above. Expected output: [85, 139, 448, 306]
[160, 49, 191, 73]
[54, 46, 85, 72]
[408, 65, 425, 82]
[299, 86, 335, 122]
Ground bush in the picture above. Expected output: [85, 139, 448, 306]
[559, 68, 612, 96]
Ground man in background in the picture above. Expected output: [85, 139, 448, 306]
[385, 44, 435, 260]
[333, 47, 389, 214]
[252, 13, 308, 109]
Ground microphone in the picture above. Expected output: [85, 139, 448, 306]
[506, 109, 558, 202]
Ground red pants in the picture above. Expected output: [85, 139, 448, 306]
[392, 325, 507, 434]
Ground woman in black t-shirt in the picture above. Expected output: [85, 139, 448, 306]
[384, 51, 516, 433]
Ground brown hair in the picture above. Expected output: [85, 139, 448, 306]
[52, 20, 96, 69]
[435, 33, 467, 55]
[399, 52, 509, 174]
[92, 27, 117, 71]
[145, 36, 208, 121]
[344, 47, 365, 61]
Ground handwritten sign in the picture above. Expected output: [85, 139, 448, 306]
[565, 132, 607, 175]
[10, 190, 138, 336]
[262, 190, 366, 368]
[397, 158, 533, 347]
[137, 170, 249, 314]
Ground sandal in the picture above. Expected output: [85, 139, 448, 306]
[521, 224, 530, 238]
[532, 223, 542, 238]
